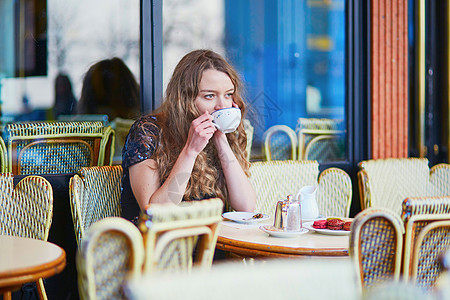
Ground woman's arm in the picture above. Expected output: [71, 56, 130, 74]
[129, 112, 216, 209]
[213, 132, 256, 212]
[129, 150, 196, 209]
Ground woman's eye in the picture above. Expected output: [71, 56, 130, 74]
[205, 94, 214, 99]
[226, 93, 234, 98]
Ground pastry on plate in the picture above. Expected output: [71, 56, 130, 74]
[343, 220, 353, 231]
[327, 218, 344, 230]
[312, 219, 327, 229]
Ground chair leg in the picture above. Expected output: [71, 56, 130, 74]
[3, 292, 12, 300]
[37, 279, 48, 300]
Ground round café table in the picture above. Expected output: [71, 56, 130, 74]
[216, 220, 349, 258]
[0, 235, 66, 297]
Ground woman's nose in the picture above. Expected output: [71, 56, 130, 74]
[214, 96, 228, 110]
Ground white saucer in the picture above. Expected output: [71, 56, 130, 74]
[259, 225, 308, 238]
[222, 212, 270, 224]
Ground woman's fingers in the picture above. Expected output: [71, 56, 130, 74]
[192, 111, 216, 133]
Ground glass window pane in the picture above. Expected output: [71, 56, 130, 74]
[162, 0, 346, 163]
[0, 0, 140, 123]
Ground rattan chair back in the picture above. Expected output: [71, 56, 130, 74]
[3, 121, 115, 175]
[77, 217, 144, 300]
[357, 158, 430, 215]
[429, 163, 450, 196]
[262, 125, 297, 161]
[296, 118, 346, 163]
[0, 136, 6, 173]
[249, 160, 319, 216]
[243, 119, 254, 161]
[139, 198, 223, 274]
[111, 117, 135, 162]
[317, 167, 352, 217]
[401, 196, 450, 288]
[349, 207, 404, 291]
[0, 173, 54, 299]
[409, 220, 450, 290]
[69, 165, 123, 247]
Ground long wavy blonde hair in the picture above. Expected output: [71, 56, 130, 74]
[150, 50, 250, 202]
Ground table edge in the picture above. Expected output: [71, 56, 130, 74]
[0, 248, 66, 287]
[217, 236, 349, 257]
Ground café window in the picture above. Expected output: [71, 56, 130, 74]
[0, 0, 140, 124]
[163, 0, 347, 162]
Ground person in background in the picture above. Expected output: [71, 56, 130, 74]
[53, 73, 77, 119]
[77, 57, 140, 120]
[121, 49, 256, 223]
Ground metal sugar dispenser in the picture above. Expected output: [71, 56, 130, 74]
[273, 195, 302, 231]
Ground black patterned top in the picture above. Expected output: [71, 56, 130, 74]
[120, 115, 159, 223]
[120, 114, 220, 223]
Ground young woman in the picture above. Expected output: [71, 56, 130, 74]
[121, 49, 256, 223]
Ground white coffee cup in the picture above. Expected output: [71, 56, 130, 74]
[211, 107, 241, 133]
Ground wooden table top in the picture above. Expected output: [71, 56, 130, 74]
[217, 220, 349, 258]
[0, 235, 66, 290]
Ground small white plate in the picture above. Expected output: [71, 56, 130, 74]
[222, 212, 269, 224]
[259, 225, 308, 238]
[303, 222, 350, 236]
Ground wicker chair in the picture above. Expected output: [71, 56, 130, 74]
[139, 198, 223, 273]
[409, 220, 450, 291]
[110, 117, 135, 162]
[3, 121, 115, 175]
[69, 165, 123, 247]
[0, 136, 6, 173]
[249, 160, 352, 218]
[401, 196, 450, 290]
[0, 174, 54, 300]
[316, 167, 353, 217]
[250, 160, 318, 216]
[435, 250, 450, 299]
[262, 125, 297, 161]
[357, 158, 432, 215]
[429, 163, 450, 196]
[77, 217, 145, 300]
[296, 118, 346, 163]
[243, 119, 254, 161]
[349, 207, 404, 292]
